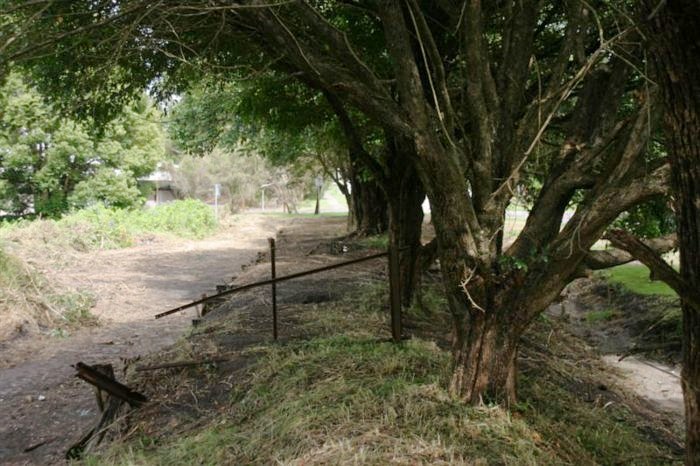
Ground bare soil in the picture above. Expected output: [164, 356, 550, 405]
[0, 213, 285, 465]
[550, 279, 685, 421]
[114, 216, 380, 446]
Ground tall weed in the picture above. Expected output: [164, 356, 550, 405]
[0, 199, 217, 252]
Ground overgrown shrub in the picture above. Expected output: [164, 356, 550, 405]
[0, 200, 218, 251]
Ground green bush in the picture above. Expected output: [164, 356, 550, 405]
[137, 199, 218, 238]
[0, 200, 218, 251]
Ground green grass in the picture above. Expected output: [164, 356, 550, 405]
[93, 332, 677, 465]
[88, 279, 680, 466]
[357, 233, 389, 250]
[261, 211, 347, 218]
[585, 308, 617, 323]
[297, 184, 348, 213]
[93, 336, 561, 465]
[325, 183, 348, 208]
[0, 199, 218, 251]
[601, 264, 677, 296]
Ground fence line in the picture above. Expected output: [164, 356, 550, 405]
[154, 242, 402, 342]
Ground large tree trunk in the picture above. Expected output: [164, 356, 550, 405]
[386, 158, 425, 307]
[642, 3, 700, 464]
[338, 166, 388, 236]
[450, 310, 519, 406]
[355, 176, 388, 236]
[320, 90, 389, 236]
[409, 134, 522, 403]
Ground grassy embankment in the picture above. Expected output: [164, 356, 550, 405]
[0, 200, 217, 339]
[0, 247, 95, 339]
[1, 199, 217, 251]
[603, 264, 676, 297]
[88, 276, 681, 465]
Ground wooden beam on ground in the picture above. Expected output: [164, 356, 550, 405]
[74, 362, 147, 407]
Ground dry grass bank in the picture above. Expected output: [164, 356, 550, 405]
[76, 217, 683, 465]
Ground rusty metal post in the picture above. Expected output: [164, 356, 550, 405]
[269, 238, 278, 341]
[388, 246, 402, 342]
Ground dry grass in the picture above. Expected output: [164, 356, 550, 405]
[0, 246, 95, 341]
[87, 279, 682, 466]
[79, 218, 683, 465]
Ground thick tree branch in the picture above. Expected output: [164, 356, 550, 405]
[322, 89, 388, 185]
[405, 0, 456, 133]
[377, 1, 431, 128]
[507, 109, 638, 260]
[236, 3, 414, 137]
[460, 0, 498, 212]
[607, 230, 700, 311]
[495, 0, 541, 175]
[583, 233, 677, 270]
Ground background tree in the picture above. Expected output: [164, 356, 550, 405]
[166, 147, 314, 213]
[167, 78, 391, 234]
[0, 72, 165, 215]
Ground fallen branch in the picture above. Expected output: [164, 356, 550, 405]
[584, 233, 677, 270]
[74, 362, 147, 407]
[66, 394, 123, 459]
[617, 341, 681, 361]
[67, 363, 138, 460]
[24, 438, 54, 453]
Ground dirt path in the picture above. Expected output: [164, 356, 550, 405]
[601, 355, 684, 416]
[550, 295, 685, 420]
[0, 213, 284, 465]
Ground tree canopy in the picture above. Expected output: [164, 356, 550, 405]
[0, 0, 676, 403]
[0, 71, 164, 216]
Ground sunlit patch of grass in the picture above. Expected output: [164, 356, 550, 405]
[585, 308, 617, 323]
[601, 264, 676, 296]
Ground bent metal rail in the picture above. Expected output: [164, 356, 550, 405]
[154, 239, 403, 342]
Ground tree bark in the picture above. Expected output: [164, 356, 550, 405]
[386, 160, 425, 307]
[450, 310, 519, 406]
[355, 176, 388, 236]
[373, 134, 426, 307]
[641, 2, 700, 463]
